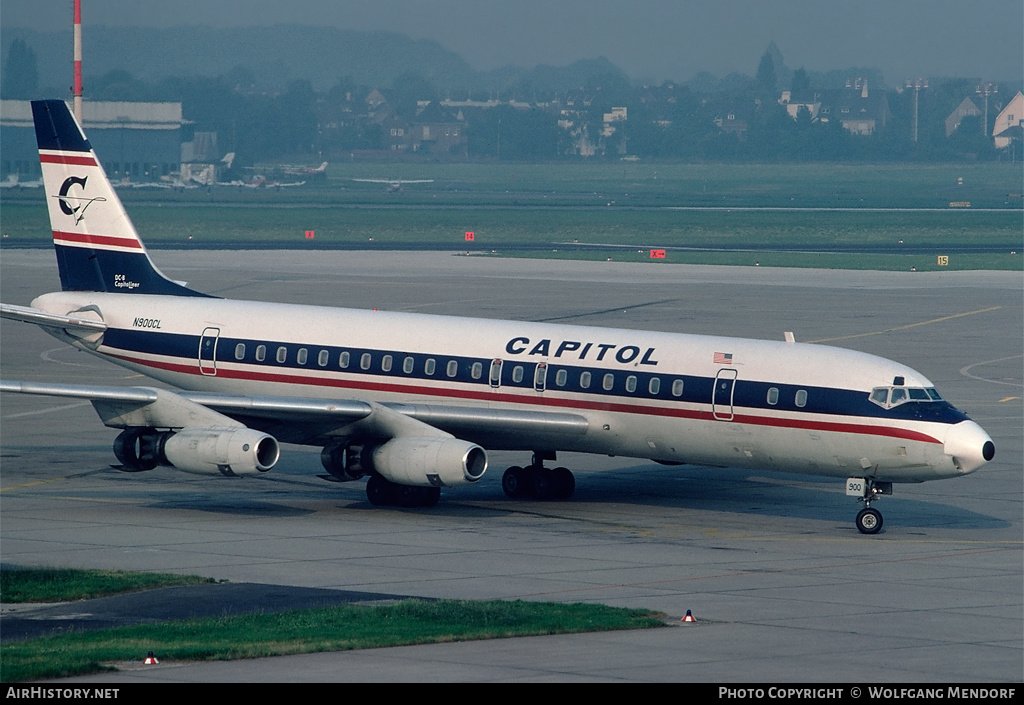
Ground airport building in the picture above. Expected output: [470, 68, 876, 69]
[0, 100, 184, 183]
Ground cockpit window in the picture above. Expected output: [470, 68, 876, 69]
[870, 386, 943, 409]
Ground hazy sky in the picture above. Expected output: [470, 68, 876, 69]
[4, 0, 1022, 83]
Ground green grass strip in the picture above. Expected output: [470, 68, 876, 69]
[1, 599, 665, 682]
[0, 567, 215, 604]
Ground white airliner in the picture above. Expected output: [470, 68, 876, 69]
[351, 177, 434, 192]
[0, 100, 995, 534]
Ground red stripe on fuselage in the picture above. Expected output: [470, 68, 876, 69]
[40, 153, 97, 167]
[53, 231, 143, 250]
[104, 350, 944, 446]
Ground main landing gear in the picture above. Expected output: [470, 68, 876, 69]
[502, 453, 576, 501]
[365, 473, 441, 508]
[847, 477, 892, 534]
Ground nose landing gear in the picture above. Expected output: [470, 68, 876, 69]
[847, 477, 892, 534]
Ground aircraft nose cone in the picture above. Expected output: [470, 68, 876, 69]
[943, 420, 995, 475]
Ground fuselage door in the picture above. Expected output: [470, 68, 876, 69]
[534, 362, 548, 392]
[199, 327, 220, 376]
[489, 359, 503, 389]
[712, 368, 738, 421]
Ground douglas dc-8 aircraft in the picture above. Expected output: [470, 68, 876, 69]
[0, 100, 995, 534]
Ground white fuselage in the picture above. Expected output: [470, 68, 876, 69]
[33, 289, 987, 484]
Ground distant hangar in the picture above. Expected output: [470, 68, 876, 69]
[1, 100, 183, 183]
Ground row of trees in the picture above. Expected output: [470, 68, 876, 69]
[3, 38, 1017, 164]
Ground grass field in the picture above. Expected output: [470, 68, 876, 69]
[2, 162, 1020, 270]
[0, 568, 663, 682]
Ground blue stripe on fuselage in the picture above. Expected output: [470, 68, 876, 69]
[100, 328, 971, 425]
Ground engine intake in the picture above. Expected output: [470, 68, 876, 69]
[320, 441, 367, 481]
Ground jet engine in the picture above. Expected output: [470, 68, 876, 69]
[320, 437, 486, 487]
[371, 437, 487, 487]
[320, 441, 367, 481]
[113, 426, 279, 477]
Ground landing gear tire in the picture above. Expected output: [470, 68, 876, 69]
[366, 473, 394, 506]
[502, 466, 527, 498]
[856, 507, 883, 534]
[394, 484, 424, 508]
[530, 467, 553, 499]
[421, 487, 441, 508]
[503, 464, 576, 501]
[367, 474, 441, 508]
[552, 467, 575, 500]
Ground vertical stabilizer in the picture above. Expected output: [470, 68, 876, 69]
[32, 99, 208, 297]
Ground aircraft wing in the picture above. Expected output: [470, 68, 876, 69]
[0, 381, 590, 448]
[1, 303, 107, 332]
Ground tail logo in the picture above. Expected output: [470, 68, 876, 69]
[56, 175, 105, 223]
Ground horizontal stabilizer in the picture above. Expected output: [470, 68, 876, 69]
[0, 303, 107, 332]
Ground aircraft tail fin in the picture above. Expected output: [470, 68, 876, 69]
[32, 99, 208, 297]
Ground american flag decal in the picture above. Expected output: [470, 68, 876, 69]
[713, 352, 733, 364]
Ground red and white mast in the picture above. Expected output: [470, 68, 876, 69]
[73, 0, 83, 123]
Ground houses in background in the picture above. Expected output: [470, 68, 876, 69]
[2, 84, 1021, 177]
[778, 79, 890, 136]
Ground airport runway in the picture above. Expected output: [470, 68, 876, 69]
[1, 250, 1021, 682]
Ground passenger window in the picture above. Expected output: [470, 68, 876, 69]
[471, 362, 483, 379]
[234, 343, 246, 360]
[625, 375, 637, 393]
[318, 349, 329, 367]
[649, 377, 661, 395]
[382, 355, 393, 372]
[339, 351, 350, 368]
[256, 344, 266, 362]
[555, 369, 568, 387]
[767, 387, 779, 405]
[446, 360, 458, 378]
[425, 358, 436, 376]
[580, 371, 591, 389]
[603, 373, 615, 391]
[403, 356, 415, 374]
[512, 365, 525, 383]
[296, 348, 308, 365]
[360, 353, 372, 370]
[276, 346, 287, 364]
[795, 389, 808, 407]
[671, 379, 684, 397]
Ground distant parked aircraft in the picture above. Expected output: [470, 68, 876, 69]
[283, 161, 328, 176]
[351, 177, 434, 192]
[0, 173, 43, 189]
